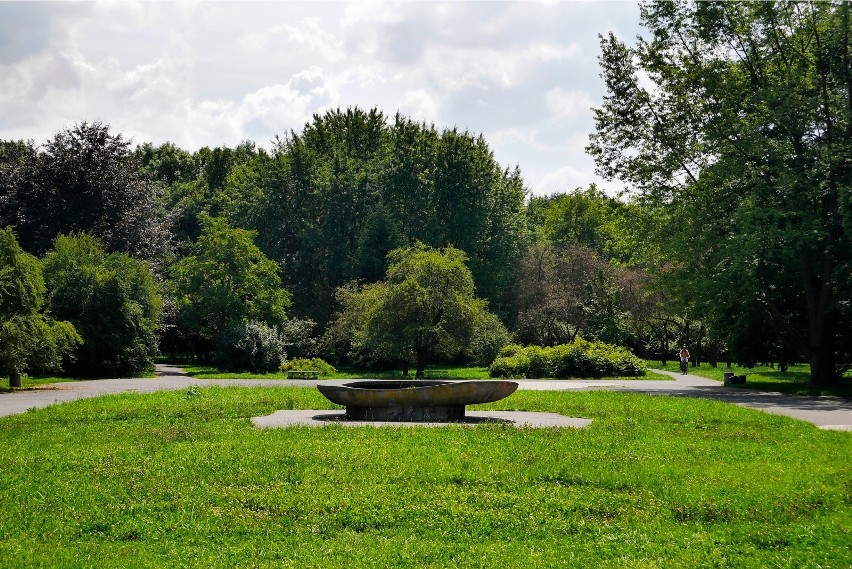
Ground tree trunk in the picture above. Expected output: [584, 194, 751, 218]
[800, 250, 839, 387]
[9, 370, 22, 388]
[808, 334, 838, 386]
[415, 349, 427, 379]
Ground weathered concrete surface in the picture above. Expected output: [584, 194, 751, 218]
[251, 409, 592, 429]
[317, 380, 518, 421]
[317, 380, 518, 408]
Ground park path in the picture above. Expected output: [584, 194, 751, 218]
[0, 364, 850, 430]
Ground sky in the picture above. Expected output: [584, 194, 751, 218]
[0, 1, 644, 196]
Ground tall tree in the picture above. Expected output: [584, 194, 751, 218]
[42, 233, 161, 377]
[326, 243, 505, 377]
[588, 1, 852, 384]
[1, 123, 171, 264]
[513, 242, 627, 347]
[0, 228, 80, 386]
[220, 108, 528, 325]
[171, 217, 290, 359]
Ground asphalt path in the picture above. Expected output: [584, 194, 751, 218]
[1, 364, 850, 430]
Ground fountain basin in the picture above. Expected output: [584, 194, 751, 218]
[316, 380, 518, 421]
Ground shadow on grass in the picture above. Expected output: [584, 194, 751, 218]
[730, 378, 852, 398]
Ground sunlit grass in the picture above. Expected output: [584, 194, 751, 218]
[180, 364, 670, 381]
[0, 370, 156, 392]
[0, 387, 848, 567]
[646, 361, 852, 397]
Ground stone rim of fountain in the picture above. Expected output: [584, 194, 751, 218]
[316, 379, 519, 422]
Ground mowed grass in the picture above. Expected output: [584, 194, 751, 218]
[0, 388, 849, 567]
[0, 370, 157, 392]
[181, 364, 669, 381]
[179, 364, 493, 380]
[648, 361, 852, 397]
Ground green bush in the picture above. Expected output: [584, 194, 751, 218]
[42, 233, 161, 376]
[216, 321, 286, 373]
[489, 339, 645, 379]
[280, 357, 337, 377]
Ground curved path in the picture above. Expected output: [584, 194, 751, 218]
[1, 365, 850, 430]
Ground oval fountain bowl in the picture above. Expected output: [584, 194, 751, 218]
[317, 380, 518, 410]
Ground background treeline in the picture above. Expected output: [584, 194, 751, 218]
[1, 98, 848, 384]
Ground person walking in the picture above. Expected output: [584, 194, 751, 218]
[678, 346, 690, 374]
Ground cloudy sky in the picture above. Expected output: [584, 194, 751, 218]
[0, 1, 644, 196]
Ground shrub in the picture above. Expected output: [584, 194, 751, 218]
[42, 233, 161, 376]
[280, 357, 337, 377]
[467, 311, 511, 366]
[489, 339, 645, 379]
[216, 321, 286, 373]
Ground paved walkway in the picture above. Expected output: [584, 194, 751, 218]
[1, 365, 850, 430]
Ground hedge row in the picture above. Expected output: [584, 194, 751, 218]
[280, 357, 337, 377]
[489, 340, 646, 379]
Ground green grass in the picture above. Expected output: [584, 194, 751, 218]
[1, 370, 157, 392]
[647, 361, 852, 397]
[178, 364, 494, 380]
[0, 387, 849, 567]
[181, 364, 669, 382]
[0, 374, 77, 391]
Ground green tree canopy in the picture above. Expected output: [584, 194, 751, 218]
[0, 228, 80, 385]
[589, 1, 852, 384]
[513, 242, 627, 347]
[171, 217, 290, 359]
[42, 233, 161, 376]
[219, 107, 528, 325]
[1, 122, 171, 265]
[327, 243, 507, 377]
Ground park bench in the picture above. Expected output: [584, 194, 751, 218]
[287, 370, 320, 379]
[723, 372, 746, 386]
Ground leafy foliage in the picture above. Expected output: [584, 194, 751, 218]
[215, 320, 287, 373]
[279, 357, 337, 376]
[171, 217, 290, 360]
[0, 122, 170, 265]
[220, 108, 528, 325]
[326, 243, 507, 376]
[0, 228, 81, 384]
[588, 1, 852, 384]
[42, 233, 161, 376]
[489, 340, 646, 379]
[513, 242, 628, 347]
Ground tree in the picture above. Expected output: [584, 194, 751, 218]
[327, 243, 506, 377]
[42, 233, 161, 376]
[588, 1, 852, 385]
[219, 108, 528, 325]
[513, 242, 627, 347]
[0, 228, 80, 386]
[1, 122, 171, 265]
[171, 217, 290, 360]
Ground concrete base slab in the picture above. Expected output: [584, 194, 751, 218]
[251, 409, 592, 429]
[819, 424, 852, 431]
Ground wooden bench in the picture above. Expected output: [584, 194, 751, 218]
[287, 370, 320, 380]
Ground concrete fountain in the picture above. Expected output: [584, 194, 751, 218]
[316, 379, 519, 421]
[251, 378, 592, 429]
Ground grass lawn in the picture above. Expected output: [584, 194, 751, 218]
[0, 370, 157, 392]
[647, 361, 852, 398]
[0, 374, 78, 392]
[0, 387, 849, 567]
[180, 364, 670, 382]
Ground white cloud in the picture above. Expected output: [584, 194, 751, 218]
[0, 1, 645, 195]
[546, 88, 595, 123]
[398, 90, 440, 123]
